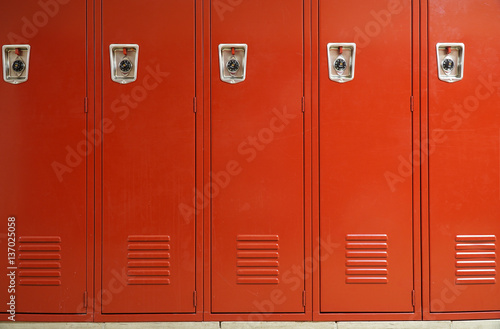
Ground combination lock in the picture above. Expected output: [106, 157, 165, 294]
[435, 43, 464, 83]
[327, 43, 356, 83]
[226, 57, 240, 74]
[2, 45, 31, 84]
[119, 58, 133, 74]
[12, 59, 25, 74]
[218, 44, 247, 84]
[441, 57, 454, 74]
[334, 56, 347, 75]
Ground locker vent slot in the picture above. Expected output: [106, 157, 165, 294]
[127, 235, 171, 285]
[18, 236, 62, 286]
[236, 235, 279, 285]
[345, 234, 388, 284]
[455, 235, 496, 285]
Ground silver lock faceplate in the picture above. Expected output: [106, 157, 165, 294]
[2, 45, 30, 84]
[219, 44, 247, 84]
[436, 43, 464, 83]
[110, 44, 139, 84]
[327, 43, 356, 83]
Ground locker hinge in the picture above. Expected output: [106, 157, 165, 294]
[84, 97, 88, 113]
[301, 97, 305, 113]
[302, 290, 306, 307]
[193, 291, 197, 307]
[193, 97, 197, 113]
[410, 95, 414, 112]
[83, 291, 87, 308]
[412, 290, 415, 306]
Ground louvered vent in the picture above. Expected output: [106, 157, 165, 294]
[127, 235, 171, 285]
[345, 234, 388, 284]
[455, 235, 496, 285]
[18, 236, 62, 286]
[236, 235, 279, 284]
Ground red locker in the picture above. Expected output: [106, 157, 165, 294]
[209, 0, 305, 313]
[0, 1, 87, 314]
[428, 0, 500, 313]
[318, 0, 415, 312]
[101, 0, 197, 313]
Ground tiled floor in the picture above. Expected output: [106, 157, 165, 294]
[1, 321, 500, 329]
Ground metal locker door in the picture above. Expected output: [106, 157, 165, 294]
[210, 0, 305, 313]
[0, 1, 87, 314]
[101, 0, 196, 313]
[428, 0, 500, 312]
[319, 0, 414, 312]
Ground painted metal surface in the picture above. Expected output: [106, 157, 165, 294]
[0, 0, 87, 314]
[318, 0, 415, 313]
[428, 0, 500, 313]
[100, 0, 197, 314]
[209, 0, 305, 314]
[5, 0, 500, 322]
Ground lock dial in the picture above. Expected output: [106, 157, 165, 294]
[334, 55, 347, 75]
[12, 58, 25, 74]
[226, 57, 240, 74]
[119, 58, 133, 74]
[441, 56, 454, 74]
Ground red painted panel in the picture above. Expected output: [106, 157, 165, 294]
[319, 0, 414, 312]
[210, 0, 305, 313]
[0, 0, 87, 314]
[428, 0, 500, 313]
[101, 0, 196, 313]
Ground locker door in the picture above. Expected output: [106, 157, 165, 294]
[0, 1, 87, 313]
[429, 0, 500, 312]
[319, 0, 414, 312]
[210, 0, 305, 313]
[102, 0, 196, 313]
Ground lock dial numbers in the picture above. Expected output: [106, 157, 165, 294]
[226, 58, 240, 74]
[119, 58, 133, 74]
[12, 59, 25, 74]
[334, 56, 347, 74]
[441, 57, 454, 74]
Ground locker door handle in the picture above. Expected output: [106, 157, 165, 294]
[218, 44, 248, 84]
[2, 45, 30, 84]
[327, 43, 356, 83]
[436, 43, 464, 83]
[109, 44, 139, 84]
